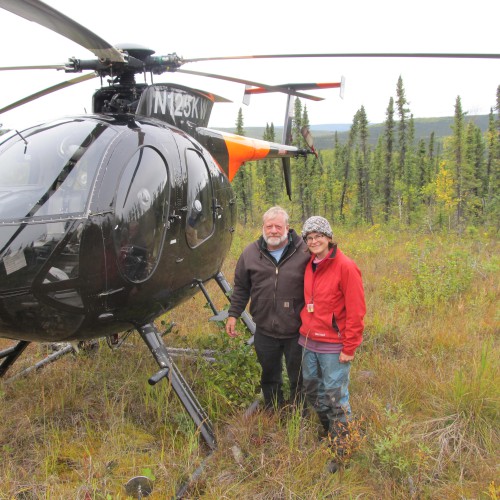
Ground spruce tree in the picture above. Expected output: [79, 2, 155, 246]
[356, 106, 373, 224]
[262, 123, 281, 207]
[302, 105, 322, 218]
[451, 96, 466, 226]
[326, 132, 343, 221]
[339, 111, 359, 221]
[382, 97, 395, 221]
[404, 114, 416, 224]
[291, 98, 309, 220]
[465, 121, 486, 220]
[372, 135, 385, 217]
[396, 76, 410, 181]
[486, 110, 496, 197]
[485, 88, 500, 226]
[232, 108, 253, 224]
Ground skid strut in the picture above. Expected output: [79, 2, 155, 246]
[0, 340, 30, 378]
[196, 271, 256, 341]
[137, 322, 216, 450]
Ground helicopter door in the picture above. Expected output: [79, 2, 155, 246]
[184, 149, 214, 248]
[113, 146, 169, 282]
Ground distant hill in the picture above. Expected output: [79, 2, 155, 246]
[310, 124, 351, 132]
[220, 115, 490, 150]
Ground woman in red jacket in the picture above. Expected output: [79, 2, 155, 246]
[299, 216, 366, 468]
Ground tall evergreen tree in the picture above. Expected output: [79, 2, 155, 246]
[416, 138, 427, 189]
[261, 123, 282, 207]
[232, 108, 253, 224]
[326, 132, 343, 221]
[396, 76, 410, 181]
[372, 135, 385, 218]
[339, 111, 359, 220]
[302, 106, 322, 218]
[485, 86, 500, 226]
[486, 109, 496, 197]
[356, 106, 373, 223]
[382, 97, 395, 221]
[465, 121, 485, 220]
[291, 98, 312, 221]
[451, 96, 466, 225]
[404, 114, 417, 224]
[428, 131, 438, 178]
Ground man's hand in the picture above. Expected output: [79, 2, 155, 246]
[339, 351, 354, 363]
[225, 316, 240, 337]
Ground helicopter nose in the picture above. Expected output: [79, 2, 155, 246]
[0, 220, 86, 341]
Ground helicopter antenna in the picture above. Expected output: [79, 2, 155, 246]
[15, 130, 27, 145]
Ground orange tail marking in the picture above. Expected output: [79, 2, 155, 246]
[223, 133, 271, 181]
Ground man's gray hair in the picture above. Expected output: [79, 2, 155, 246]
[262, 206, 289, 225]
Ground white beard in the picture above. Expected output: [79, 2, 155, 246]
[263, 233, 288, 248]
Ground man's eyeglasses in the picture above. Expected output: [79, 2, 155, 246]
[305, 234, 326, 243]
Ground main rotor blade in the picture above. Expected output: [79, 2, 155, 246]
[0, 64, 66, 71]
[0, 72, 97, 114]
[184, 52, 500, 63]
[0, 0, 125, 63]
[176, 69, 325, 101]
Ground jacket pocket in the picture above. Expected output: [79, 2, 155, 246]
[274, 298, 300, 332]
[332, 313, 341, 337]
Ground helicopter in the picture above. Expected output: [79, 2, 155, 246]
[0, 0, 499, 455]
[0, 0, 353, 452]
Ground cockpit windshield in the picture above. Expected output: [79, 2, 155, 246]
[0, 119, 116, 221]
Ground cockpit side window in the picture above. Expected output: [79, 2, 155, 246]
[0, 120, 114, 221]
[114, 146, 169, 282]
[185, 149, 214, 248]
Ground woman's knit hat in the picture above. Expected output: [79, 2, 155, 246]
[301, 216, 333, 239]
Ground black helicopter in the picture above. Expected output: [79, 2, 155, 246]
[0, 0, 499, 453]
[0, 0, 351, 450]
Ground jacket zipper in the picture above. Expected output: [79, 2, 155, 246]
[261, 245, 297, 310]
[308, 259, 342, 338]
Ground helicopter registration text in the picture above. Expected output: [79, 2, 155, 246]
[153, 89, 209, 123]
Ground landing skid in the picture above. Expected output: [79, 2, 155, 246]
[0, 340, 30, 378]
[1, 341, 76, 382]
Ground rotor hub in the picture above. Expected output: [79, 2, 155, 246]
[114, 43, 155, 61]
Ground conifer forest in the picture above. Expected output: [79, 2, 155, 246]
[232, 79, 500, 232]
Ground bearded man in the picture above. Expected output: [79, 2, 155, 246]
[226, 206, 309, 410]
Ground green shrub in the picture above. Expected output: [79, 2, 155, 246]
[196, 330, 261, 409]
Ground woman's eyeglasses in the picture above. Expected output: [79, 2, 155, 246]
[305, 234, 326, 243]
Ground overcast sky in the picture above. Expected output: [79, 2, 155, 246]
[0, 0, 498, 132]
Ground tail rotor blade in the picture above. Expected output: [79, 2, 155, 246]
[282, 158, 292, 200]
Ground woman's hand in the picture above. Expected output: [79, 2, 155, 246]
[339, 351, 354, 363]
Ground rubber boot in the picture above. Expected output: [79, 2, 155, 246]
[316, 411, 331, 441]
[326, 421, 349, 473]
